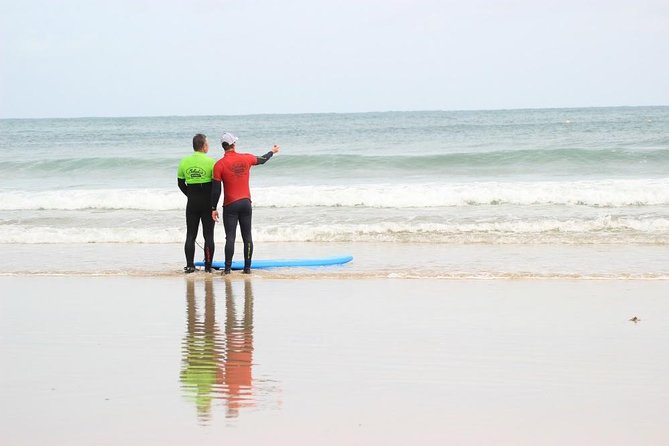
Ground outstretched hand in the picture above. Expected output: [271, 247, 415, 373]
[271, 144, 280, 153]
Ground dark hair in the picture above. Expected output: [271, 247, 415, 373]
[192, 133, 207, 151]
[222, 141, 234, 151]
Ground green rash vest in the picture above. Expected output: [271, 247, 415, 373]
[177, 151, 215, 185]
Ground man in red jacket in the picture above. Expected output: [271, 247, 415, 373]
[211, 132, 280, 274]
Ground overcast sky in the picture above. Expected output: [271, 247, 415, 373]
[1, 0, 668, 118]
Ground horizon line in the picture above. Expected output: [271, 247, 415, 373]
[1, 104, 668, 121]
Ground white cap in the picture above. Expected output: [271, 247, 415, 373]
[220, 132, 238, 146]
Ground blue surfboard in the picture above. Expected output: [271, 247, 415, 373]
[195, 255, 353, 270]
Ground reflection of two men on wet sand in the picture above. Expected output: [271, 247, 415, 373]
[180, 278, 258, 421]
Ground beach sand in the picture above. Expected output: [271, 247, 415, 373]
[3, 242, 669, 279]
[1, 275, 668, 445]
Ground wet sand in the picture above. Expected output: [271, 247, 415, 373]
[1, 276, 668, 445]
[3, 242, 669, 279]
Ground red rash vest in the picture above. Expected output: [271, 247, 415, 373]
[213, 151, 258, 206]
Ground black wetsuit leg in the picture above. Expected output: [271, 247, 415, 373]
[185, 184, 215, 269]
[200, 206, 215, 269]
[184, 205, 199, 268]
[238, 200, 253, 269]
[223, 198, 253, 269]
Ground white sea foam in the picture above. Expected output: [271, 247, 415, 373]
[3, 216, 668, 244]
[249, 219, 669, 243]
[0, 189, 182, 211]
[0, 225, 184, 244]
[257, 179, 669, 208]
[2, 178, 669, 211]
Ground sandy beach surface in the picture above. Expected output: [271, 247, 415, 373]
[3, 242, 669, 279]
[1, 275, 668, 446]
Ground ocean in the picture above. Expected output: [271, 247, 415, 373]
[1, 106, 668, 278]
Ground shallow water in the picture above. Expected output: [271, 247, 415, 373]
[2, 277, 668, 445]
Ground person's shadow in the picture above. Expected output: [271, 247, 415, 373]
[180, 278, 255, 422]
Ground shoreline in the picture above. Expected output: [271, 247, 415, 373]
[5, 241, 669, 280]
[2, 270, 669, 280]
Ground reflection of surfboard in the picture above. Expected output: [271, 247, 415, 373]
[195, 255, 353, 270]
